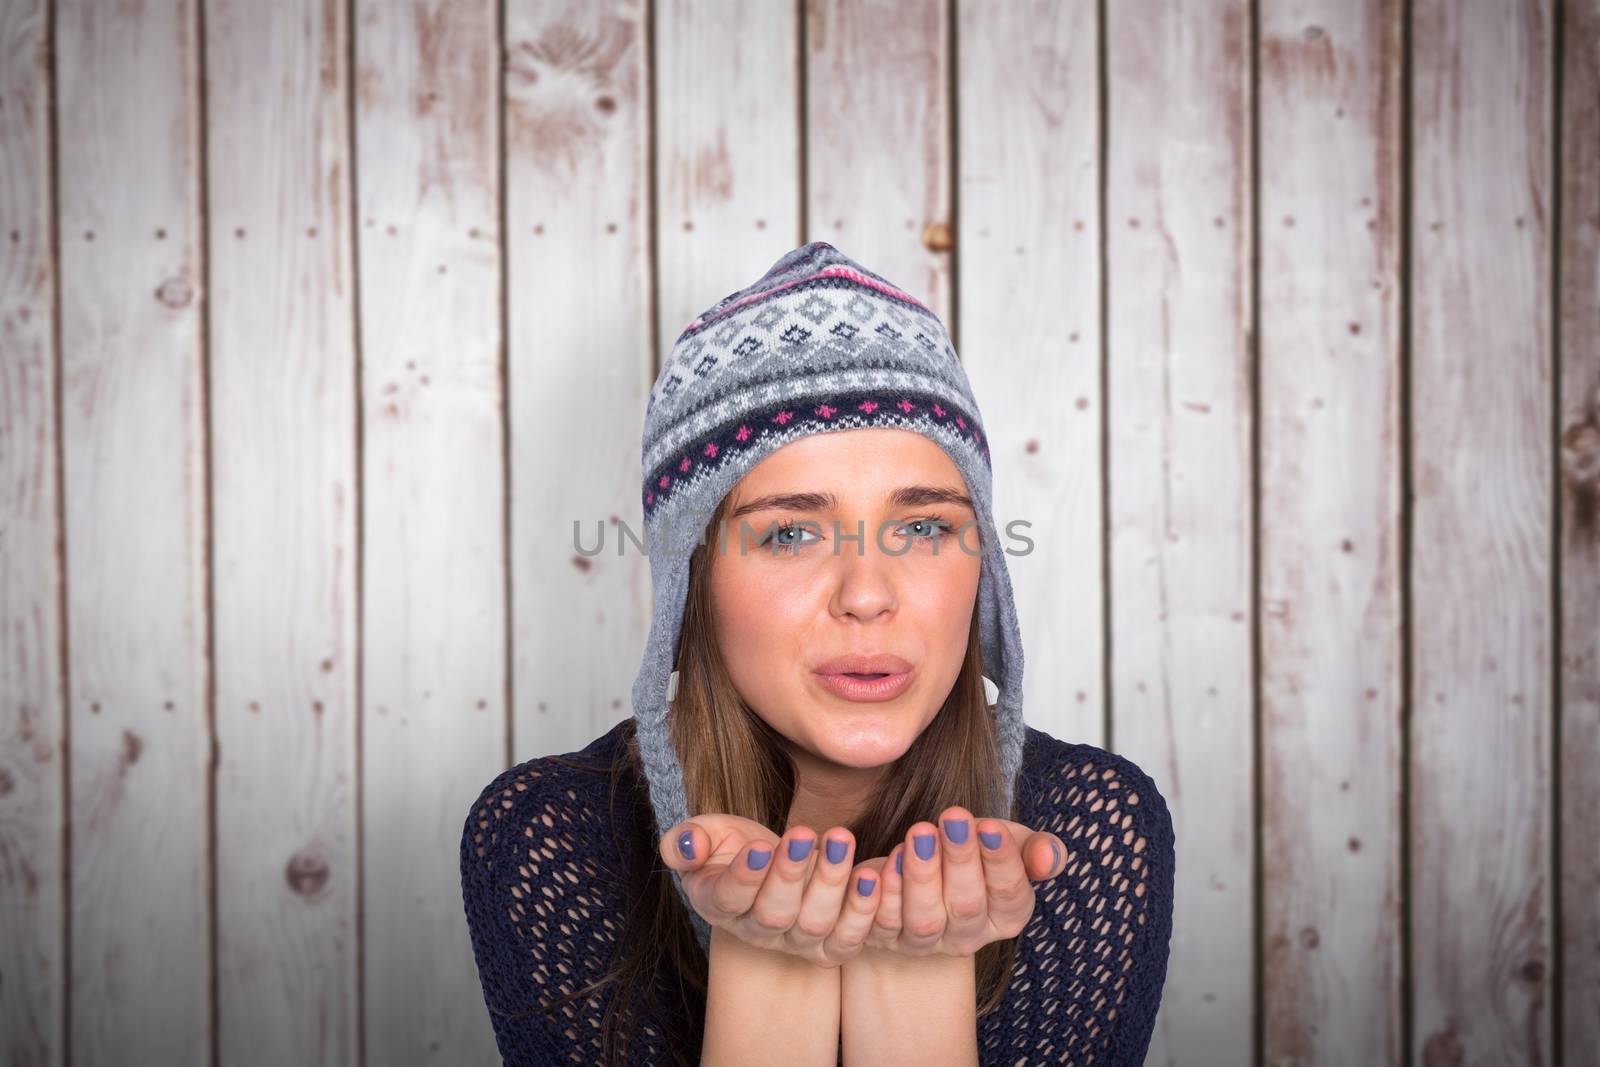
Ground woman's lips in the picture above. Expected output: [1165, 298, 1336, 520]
[813, 669, 915, 702]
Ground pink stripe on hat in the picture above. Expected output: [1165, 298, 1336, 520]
[679, 264, 930, 337]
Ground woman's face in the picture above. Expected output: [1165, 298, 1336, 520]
[709, 427, 982, 774]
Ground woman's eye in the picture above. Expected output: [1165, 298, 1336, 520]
[762, 522, 822, 553]
[758, 518, 950, 554]
[898, 518, 951, 543]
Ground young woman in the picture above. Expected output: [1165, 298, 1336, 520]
[461, 242, 1175, 1065]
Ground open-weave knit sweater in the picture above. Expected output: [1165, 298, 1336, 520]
[460, 718, 1175, 1065]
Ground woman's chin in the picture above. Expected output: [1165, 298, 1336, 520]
[811, 720, 917, 769]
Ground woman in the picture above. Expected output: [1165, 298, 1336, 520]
[461, 242, 1175, 1065]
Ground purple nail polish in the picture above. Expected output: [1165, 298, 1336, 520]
[858, 876, 876, 896]
[748, 848, 772, 870]
[979, 830, 1002, 850]
[943, 818, 968, 844]
[826, 838, 848, 864]
[894, 851, 903, 875]
[788, 838, 813, 862]
[677, 829, 695, 860]
[1050, 840, 1061, 870]
[914, 833, 936, 860]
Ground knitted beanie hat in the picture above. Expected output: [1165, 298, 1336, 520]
[629, 241, 1026, 953]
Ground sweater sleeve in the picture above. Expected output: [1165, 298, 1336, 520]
[979, 738, 1176, 1065]
[458, 757, 636, 1065]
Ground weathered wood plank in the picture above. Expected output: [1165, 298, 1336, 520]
[0, 0, 64, 1062]
[955, 0, 1104, 755]
[1105, 0, 1254, 1061]
[1558, 1, 1600, 1060]
[1411, 0, 1555, 1061]
[1258, 2, 1405, 1063]
[654, 0, 802, 362]
[55, 0, 211, 1060]
[504, 0, 655, 759]
[805, 0, 951, 323]
[205, 0, 360, 1063]
[354, 0, 505, 1062]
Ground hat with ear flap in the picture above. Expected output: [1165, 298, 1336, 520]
[629, 241, 1026, 954]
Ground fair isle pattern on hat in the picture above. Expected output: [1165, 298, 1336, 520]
[631, 241, 1027, 955]
[643, 388, 989, 517]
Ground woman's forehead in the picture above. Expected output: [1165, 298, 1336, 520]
[735, 428, 962, 491]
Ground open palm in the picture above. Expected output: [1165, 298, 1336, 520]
[659, 813, 884, 968]
[858, 806, 1066, 958]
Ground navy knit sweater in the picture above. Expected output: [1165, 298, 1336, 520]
[460, 718, 1175, 1065]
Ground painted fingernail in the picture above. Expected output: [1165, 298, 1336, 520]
[980, 830, 1002, 850]
[858, 876, 876, 896]
[788, 838, 813, 862]
[943, 818, 968, 844]
[895, 851, 903, 875]
[1050, 840, 1061, 871]
[748, 848, 772, 870]
[677, 829, 695, 860]
[826, 838, 848, 864]
[913, 833, 936, 860]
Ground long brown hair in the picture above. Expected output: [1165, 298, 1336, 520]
[537, 490, 1020, 1064]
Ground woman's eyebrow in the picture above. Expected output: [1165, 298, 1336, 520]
[728, 485, 973, 519]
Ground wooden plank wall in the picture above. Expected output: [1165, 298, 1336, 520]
[0, 1, 1594, 1065]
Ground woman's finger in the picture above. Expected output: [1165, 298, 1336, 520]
[822, 858, 885, 961]
[975, 817, 1035, 934]
[704, 836, 779, 923]
[788, 829, 856, 947]
[897, 821, 946, 954]
[935, 806, 988, 952]
[658, 822, 709, 873]
[990, 817, 1068, 881]
[867, 846, 905, 949]
[743, 827, 819, 935]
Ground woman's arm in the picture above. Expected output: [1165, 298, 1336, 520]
[838, 946, 978, 1065]
[702, 925, 841, 1066]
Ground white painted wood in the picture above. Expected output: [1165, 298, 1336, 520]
[955, 0, 1104, 752]
[504, 0, 656, 761]
[1411, 0, 1555, 1061]
[0, 1, 64, 1063]
[654, 0, 803, 363]
[204, 1, 359, 1064]
[354, 0, 505, 1062]
[805, 0, 951, 324]
[1257, 3, 1406, 1063]
[1105, 1, 1254, 1061]
[4, 5, 1596, 1063]
[54, 0, 210, 1061]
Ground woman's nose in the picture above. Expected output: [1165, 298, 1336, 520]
[828, 537, 899, 619]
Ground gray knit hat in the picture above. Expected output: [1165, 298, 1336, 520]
[629, 241, 1026, 953]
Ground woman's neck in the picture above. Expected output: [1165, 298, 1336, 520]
[783, 747, 885, 834]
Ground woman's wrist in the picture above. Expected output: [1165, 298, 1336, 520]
[839, 946, 979, 1065]
[701, 925, 841, 1066]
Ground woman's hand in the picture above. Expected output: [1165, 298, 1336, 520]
[859, 805, 1065, 958]
[659, 814, 884, 969]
